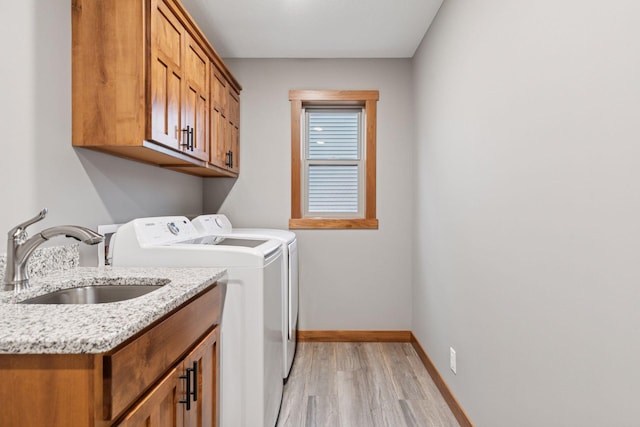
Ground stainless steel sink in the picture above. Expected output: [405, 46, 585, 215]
[20, 285, 164, 304]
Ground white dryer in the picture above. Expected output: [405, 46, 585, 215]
[108, 216, 283, 427]
[192, 214, 299, 379]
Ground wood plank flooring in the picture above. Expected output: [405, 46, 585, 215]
[277, 342, 460, 427]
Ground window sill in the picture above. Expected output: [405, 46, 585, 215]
[289, 218, 379, 230]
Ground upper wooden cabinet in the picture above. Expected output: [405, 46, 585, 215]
[72, 0, 241, 177]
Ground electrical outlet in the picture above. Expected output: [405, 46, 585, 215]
[450, 347, 457, 374]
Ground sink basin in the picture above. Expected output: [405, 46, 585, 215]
[20, 284, 164, 304]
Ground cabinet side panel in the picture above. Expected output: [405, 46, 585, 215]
[0, 354, 94, 427]
[72, 0, 146, 147]
[114, 0, 148, 146]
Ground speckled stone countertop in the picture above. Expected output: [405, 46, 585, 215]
[0, 266, 226, 354]
[0, 244, 80, 282]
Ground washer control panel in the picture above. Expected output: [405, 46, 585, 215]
[192, 214, 233, 235]
[132, 216, 200, 246]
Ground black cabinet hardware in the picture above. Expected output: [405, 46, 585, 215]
[180, 361, 198, 411]
[181, 126, 194, 151]
[179, 367, 192, 410]
[225, 150, 233, 168]
[191, 361, 198, 402]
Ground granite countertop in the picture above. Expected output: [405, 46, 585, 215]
[0, 266, 226, 354]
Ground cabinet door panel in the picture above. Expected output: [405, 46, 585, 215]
[183, 328, 219, 427]
[117, 366, 183, 427]
[226, 89, 240, 173]
[183, 85, 208, 161]
[208, 67, 240, 175]
[152, 61, 182, 149]
[183, 35, 209, 161]
[209, 110, 226, 168]
[193, 91, 208, 160]
[155, 6, 182, 68]
[211, 71, 227, 116]
[228, 91, 239, 127]
[229, 125, 239, 174]
[150, 0, 184, 150]
[186, 40, 207, 93]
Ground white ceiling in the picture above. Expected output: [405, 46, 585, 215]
[180, 0, 444, 58]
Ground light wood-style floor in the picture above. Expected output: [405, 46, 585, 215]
[276, 342, 460, 427]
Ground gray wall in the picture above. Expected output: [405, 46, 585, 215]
[412, 0, 640, 425]
[0, 0, 204, 264]
[204, 59, 415, 330]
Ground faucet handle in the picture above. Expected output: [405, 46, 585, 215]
[8, 208, 48, 239]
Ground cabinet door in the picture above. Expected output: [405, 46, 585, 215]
[209, 70, 228, 169]
[117, 366, 184, 427]
[150, 0, 185, 151]
[228, 124, 239, 174]
[183, 328, 219, 427]
[227, 89, 240, 174]
[210, 109, 227, 169]
[183, 34, 209, 161]
[209, 69, 239, 175]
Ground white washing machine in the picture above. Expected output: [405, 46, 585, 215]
[192, 214, 298, 380]
[108, 216, 283, 427]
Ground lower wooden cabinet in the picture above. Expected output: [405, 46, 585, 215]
[118, 327, 219, 427]
[0, 285, 223, 427]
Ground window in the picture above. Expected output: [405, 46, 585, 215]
[289, 90, 379, 229]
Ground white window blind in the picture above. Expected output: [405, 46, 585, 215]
[308, 165, 359, 212]
[308, 112, 359, 160]
[302, 108, 364, 217]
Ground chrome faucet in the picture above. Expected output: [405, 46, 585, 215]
[3, 209, 104, 291]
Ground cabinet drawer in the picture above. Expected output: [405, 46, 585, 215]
[102, 284, 222, 420]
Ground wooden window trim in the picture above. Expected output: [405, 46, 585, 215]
[289, 90, 379, 230]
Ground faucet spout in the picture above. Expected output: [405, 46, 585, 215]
[3, 210, 104, 292]
[41, 226, 104, 245]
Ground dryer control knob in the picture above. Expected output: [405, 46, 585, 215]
[167, 222, 180, 235]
